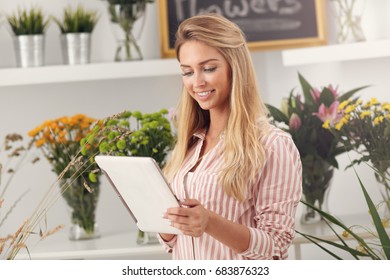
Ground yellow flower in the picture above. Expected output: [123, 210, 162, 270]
[322, 120, 330, 129]
[370, 97, 379, 106]
[382, 103, 390, 111]
[342, 230, 349, 238]
[335, 121, 344, 131]
[360, 111, 371, 119]
[344, 104, 356, 114]
[373, 116, 384, 126]
[342, 114, 350, 124]
[338, 100, 350, 111]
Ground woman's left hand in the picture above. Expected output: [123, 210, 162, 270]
[164, 199, 210, 237]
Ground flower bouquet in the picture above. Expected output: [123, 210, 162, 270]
[79, 109, 174, 244]
[324, 98, 390, 214]
[266, 73, 367, 223]
[28, 114, 100, 240]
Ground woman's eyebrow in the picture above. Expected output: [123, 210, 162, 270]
[180, 58, 219, 68]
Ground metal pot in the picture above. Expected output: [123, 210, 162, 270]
[14, 34, 45, 68]
[61, 33, 91, 65]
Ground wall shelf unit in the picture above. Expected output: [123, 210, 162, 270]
[282, 39, 390, 66]
[0, 59, 180, 87]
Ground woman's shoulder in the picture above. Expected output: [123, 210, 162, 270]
[260, 124, 296, 151]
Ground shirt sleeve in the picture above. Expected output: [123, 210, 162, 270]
[238, 132, 302, 259]
[157, 234, 177, 253]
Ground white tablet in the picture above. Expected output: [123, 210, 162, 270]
[94, 155, 181, 235]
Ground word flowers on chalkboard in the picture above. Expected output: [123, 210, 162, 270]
[158, 0, 327, 57]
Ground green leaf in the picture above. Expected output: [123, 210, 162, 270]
[319, 87, 336, 107]
[353, 168, 390, 259]
[298, 72, 316, 107]
[338, 86, 370, 102]
[265, 104, 289, 124]
[297, 231, 370, 259]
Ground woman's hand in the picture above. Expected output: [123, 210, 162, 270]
[164, 199, 210, 237]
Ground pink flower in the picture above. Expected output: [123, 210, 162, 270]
[310, 88, 321, 104]
[313, 101, 341, 124]
[289, 113, 302, 130]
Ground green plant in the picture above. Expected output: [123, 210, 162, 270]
[298, 166, 390, 259]
[80, 109, 175, 181]
[53, 5, 99, 34]
[7, 7, 50, 35]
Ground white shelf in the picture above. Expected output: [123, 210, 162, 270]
[0, 58, 181, 87]
[282, 39, 390, 66]
[15, 230, 171, 260]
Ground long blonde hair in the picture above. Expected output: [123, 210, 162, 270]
[163, 14, 270, 201]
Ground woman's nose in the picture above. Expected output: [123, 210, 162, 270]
[193, 73, 206, 88]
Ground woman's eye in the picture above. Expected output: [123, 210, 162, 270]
[204, 67, 217, 73]
[181, 71, 193, 77]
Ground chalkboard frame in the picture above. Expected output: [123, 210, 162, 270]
[158, 0, 327, 58]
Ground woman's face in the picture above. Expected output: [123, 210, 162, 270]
[179, 40, 231, 113]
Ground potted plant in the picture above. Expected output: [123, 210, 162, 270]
[7, 7, 50, 67]
[53, 5, 99, 65]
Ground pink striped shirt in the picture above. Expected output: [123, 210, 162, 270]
[160, 125, 302, 259]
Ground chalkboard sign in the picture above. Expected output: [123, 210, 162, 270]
[158, 0, 327, 58]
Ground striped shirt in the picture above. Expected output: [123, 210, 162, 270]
[159, 125, 302, 259]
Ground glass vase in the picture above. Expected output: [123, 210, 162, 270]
[301, 157, 334, 224]
[60, 177, 101, 240]
[333, 0, 366, 44]
[136, 230, 159, 245]
[107, 3, 147, 61]
[373, 160, 390, 225]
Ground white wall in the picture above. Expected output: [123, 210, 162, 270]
[1, 0, 389, 259]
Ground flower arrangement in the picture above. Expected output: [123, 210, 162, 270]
[267, 73, 367, 222]
[28, 114, 97, 178]
[28, 114, 99, 239]
[324, 98, 390, 210]
[53, 4, 99, 34]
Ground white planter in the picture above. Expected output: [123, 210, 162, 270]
[61, 33, 91, 65]
[14, 34, 45, 68]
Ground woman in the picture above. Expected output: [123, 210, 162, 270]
[159, 13, 302, 260]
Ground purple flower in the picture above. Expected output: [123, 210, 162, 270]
[289, 113, 302, 130]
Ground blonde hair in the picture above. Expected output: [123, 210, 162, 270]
[163, 14, 270, 201]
